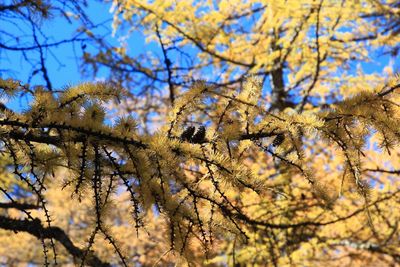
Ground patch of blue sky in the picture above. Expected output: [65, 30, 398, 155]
[2, 2, 104, 85]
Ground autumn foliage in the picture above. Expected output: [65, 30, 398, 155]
[1, 0, 400, 266]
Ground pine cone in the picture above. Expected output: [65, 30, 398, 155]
[272, 133, 285, 147]
[191, 126, 206, 144]
[180, 126, 196, 141]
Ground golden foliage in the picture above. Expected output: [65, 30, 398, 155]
[2, 0, 400, 266]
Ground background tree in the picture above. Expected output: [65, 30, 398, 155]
[1, 0, 400, 266]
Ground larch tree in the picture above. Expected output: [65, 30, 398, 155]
[1, 0, 400, 266]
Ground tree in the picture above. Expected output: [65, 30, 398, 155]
[1, 0, 400, 266]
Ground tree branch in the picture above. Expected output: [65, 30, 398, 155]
[0, 202, 40, 210]
[155, 24, 175, 105]
[0, 215, 111, 267]
[299, 0, 324, 112]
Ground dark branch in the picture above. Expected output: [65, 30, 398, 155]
[0, 215, 111, 267]
[0, 202, 40, 210]
[155, 25, 175, 105]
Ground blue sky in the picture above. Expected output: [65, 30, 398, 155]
[1, 1, 150, 89]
